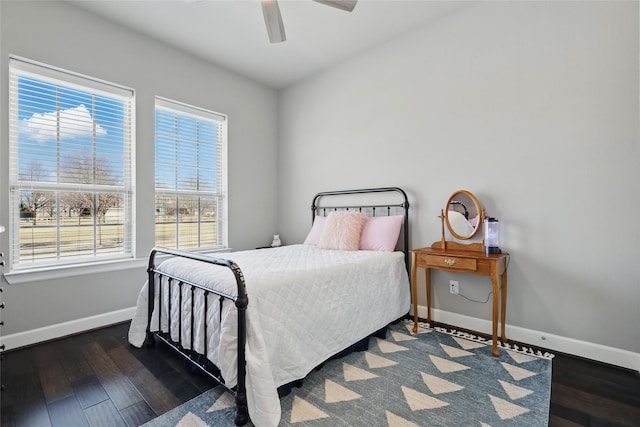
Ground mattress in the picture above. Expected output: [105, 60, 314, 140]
[128, 244, 410, 427]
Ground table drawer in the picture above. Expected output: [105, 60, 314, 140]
[423, 254, 477, 271]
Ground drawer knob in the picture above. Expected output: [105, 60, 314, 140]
[444, 258, 456, 266]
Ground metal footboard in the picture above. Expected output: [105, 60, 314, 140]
[144, 247, 249, 426]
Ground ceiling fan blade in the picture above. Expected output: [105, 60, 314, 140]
[261, 0, 286, 43]
[312, 0, 357, 12]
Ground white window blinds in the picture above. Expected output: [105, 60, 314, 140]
[154, 97, 227, 249]
[8, 56, 135, 269]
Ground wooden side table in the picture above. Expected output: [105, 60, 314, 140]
[410, 244, 509, 357]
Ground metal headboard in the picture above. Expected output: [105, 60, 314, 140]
[311, 187, 410, 272]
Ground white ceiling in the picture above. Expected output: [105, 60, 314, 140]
[67, 0, 470, 89]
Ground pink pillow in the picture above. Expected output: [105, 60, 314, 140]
[359, 215, 404, 252]
[303, 215, 327, 245]
[317, 212, 367, 251]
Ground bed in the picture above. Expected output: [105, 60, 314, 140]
[128, 187, 411, 427]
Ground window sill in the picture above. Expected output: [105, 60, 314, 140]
[3, 247, 233, 285]
[3, 257, 148, 285]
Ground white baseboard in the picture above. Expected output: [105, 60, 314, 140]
[2, 305, 639, 373]
[1, 307, 137, 351]
[413, 305, 640, 372]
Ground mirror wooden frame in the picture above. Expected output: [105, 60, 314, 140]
[433, 189, 486, 251]
[444, 190, 483, 240]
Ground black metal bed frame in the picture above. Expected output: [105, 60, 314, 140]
[144, 249, 250, 424]
[143, 187, 410, 426]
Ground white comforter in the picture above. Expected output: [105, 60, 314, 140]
[128, 244, 410, 427]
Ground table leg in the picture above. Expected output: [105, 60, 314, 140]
[411, 252, 419, 333]
[425, 268, 432, 325]
[491, 270, 500, 357]
[500, 268, 508, 344]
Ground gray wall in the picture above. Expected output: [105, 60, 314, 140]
[278, 1, 640, 356]
[0, 1, 279, 335]
[1, 0, 638, 368]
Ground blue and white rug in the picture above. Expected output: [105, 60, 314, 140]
[143, 320, 553, 426]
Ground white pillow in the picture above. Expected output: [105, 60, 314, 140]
[317, 212, 367, 251]
[303, 215, 327, 245]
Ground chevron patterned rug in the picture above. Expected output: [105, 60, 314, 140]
[143, 320, 553, 427]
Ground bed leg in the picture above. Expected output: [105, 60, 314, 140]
[143, 331, 156, 347]
[234, 393, 249, 426]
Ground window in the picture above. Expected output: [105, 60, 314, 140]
[154, 97, 227, 250]
[8, 57, 134, 270]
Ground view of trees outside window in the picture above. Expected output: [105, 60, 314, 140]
[154, 100, 225, 250]
[10, 64, 133, 267]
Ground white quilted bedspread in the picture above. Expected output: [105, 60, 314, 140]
[128, 244, 410, 427]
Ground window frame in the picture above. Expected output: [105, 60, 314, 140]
[7, 56, 136, 272]
[154, 96, 228, 251]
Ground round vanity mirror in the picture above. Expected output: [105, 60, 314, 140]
[445, 190, 483, 240]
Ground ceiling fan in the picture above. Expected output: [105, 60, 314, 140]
[261, 0, 358, 43]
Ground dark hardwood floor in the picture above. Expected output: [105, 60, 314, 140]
[0, 322, 213, 427]
[1, 321, 639, 426]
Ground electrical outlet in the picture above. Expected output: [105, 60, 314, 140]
[449, 280, 459, 294]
